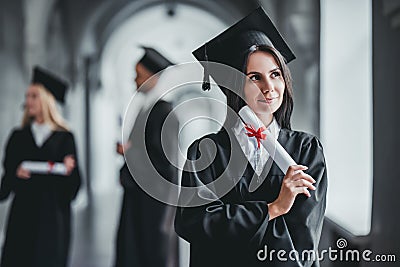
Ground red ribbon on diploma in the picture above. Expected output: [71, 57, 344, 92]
[245, 124, 267, 149]
[48, 161, 55, 173]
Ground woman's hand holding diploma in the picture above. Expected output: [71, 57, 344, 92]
[268, 165, 316, 220]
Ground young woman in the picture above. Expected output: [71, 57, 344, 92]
[0, 66, 81, 267]
[175, 7, 327, 267]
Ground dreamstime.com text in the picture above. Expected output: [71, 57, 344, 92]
[257, 238, 396, 263]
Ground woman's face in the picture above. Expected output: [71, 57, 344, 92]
[25, 85, 43, 118]
[134, 63, 157, 93]
[244, 50, 285, 116]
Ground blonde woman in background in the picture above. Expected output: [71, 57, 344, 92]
[0, 66, 81, 267]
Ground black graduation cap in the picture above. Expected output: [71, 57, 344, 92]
[138, 46, 174, 74]
[192, 6, 296, 91]
[31, 66, 68, 103]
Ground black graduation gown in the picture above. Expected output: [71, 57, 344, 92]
[0, 126, 81, 267]
[115, 100, 179, 267]
[175, 127, 327, 267]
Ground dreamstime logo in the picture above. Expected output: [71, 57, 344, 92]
[256, 238, 397, 263]
[336, 238, 347, 249]
[122, 62, 278, 207]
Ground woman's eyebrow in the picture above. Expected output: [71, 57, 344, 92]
[246, 67, 280, 75]
[245, 71, 260, 75]
[268, 67, 280, 73]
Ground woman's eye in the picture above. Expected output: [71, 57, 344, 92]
[249, 74, 260, 81]
[271, 71, 281, 78]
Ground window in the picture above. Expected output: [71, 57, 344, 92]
[320, 0, 373, 236]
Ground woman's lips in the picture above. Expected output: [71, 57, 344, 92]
[258, 98, 276, 104]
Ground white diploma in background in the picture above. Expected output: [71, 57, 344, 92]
[21, 161, 67, 175]
[238, 106, 296, 175]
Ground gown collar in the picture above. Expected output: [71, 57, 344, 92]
[31, 121, 53, 147]
[232, 113, 280, 176]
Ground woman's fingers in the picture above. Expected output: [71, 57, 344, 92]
[116, 142, 131, 155]
[285, 165, 316, 184]
[125, 141, 132, 150]
[64, 154, 75, 162]
[64, 155, 76, 174]
[286, 165, 308, 177]
[16, 166, 31, 179]
[64, 155, 75, 164]
[116, 142, 124, 155]
[273, 165, 316, 215]
[295, 187, 311, 198]
[292, 172, 316, 184]
[292, 179, 316, 191]
[287, 186, 311, 198]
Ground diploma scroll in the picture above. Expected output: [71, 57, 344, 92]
[21, 161, 67, 175]
[238, 106, 296, 175]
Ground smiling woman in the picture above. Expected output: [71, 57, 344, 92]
[175, 7, 327, 267]
[244, 51, 285, 121]
[243, 46, 291, 129]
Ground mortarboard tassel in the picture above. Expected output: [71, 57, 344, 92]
[202, 44, 211, 91]
[202, 67, 210, 91]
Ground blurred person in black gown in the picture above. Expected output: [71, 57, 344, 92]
[0, 66, 81, 267]
[114, 46, 179, 267]
[175, 7, 327, 267]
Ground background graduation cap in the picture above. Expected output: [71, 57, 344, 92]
[138, 46, 174, 74]
[32, 66, 68, 103]
[192, 6, 296, 91]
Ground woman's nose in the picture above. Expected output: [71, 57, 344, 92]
[261, 87, 269, 94]
[261, 79, 274, 94]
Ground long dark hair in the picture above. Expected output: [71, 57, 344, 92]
[222, 45, 294, 130]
